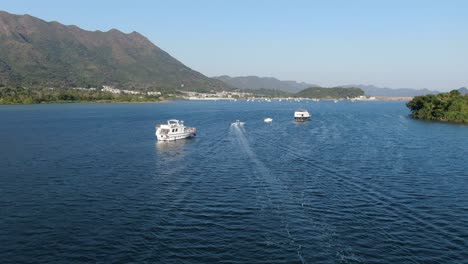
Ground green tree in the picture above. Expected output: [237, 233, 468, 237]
[407, 90, 468, 123]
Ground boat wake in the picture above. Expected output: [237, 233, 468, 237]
[257, 127, 467, 258]
[229, 122, 306, 264]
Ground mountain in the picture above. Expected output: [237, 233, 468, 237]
[215, 75, 442, 97]
[342, 84, 440, 97]
[213, 75, 317, 93]
[458, 87, 468, 95]
[296, 87, 364, 99]
[0, 10, 228, 92]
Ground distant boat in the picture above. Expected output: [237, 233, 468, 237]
[264, 117, 273, 123]
[155, 119, 196, 141]
[294, 109, 311, 122]
[334, 100, 338, 103]
[233, 120, 245, 126]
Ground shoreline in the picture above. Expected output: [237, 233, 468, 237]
[0, 97, 415, 105]
[0, 99, 169, 105]
[374, 96, 413, 101]
[410, 116, 468, 125]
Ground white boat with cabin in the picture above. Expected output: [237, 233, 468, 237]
[264, 117, 273, 123]
[294, 109, 311, 122]
[155, 119, 196, 141]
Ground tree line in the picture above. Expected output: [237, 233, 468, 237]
[0, 86, 162, 104]
[407, 90, 468, 123]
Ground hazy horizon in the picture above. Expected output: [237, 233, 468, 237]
[2, 0, 467, 91]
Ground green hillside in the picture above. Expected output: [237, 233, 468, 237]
[0, 11, 228, 92]
[295, 87, 364, 99]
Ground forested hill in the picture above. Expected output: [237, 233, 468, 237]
[295, 87, 364, 99]
[0, 11, 228, 92]
[407, 90, 468, 123]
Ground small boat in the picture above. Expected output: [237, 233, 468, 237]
[264, 117, 273, 123]
[234, 120, 245, 126]
[155, 119, 196, 141]
[294, 109, 311, 122]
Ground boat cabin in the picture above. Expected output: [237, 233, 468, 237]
[294, 109, 311, 122]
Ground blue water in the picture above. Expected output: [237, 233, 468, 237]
[0, 100, 467, 263]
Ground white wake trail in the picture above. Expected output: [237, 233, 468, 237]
[230, 122, 307, 264]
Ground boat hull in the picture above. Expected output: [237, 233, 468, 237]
[294, 117, 311, 122]
[156, 132, 195, 141]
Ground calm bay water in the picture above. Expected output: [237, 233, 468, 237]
[0, 100, 467, 263]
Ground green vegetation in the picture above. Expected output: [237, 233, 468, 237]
[406, 90, 468, 123]
[0, 86, 162, 104]
[0, 11, 229, 93]
[295, 87, 364, 99]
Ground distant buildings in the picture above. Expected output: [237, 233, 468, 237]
[182, 91, 253, 100]
[102, 85, 122, 94]
[101, 85, 162, 96]
[147, 91, 162, 96]
[121, 89, 141, 95]
[355, 95, 376, 100]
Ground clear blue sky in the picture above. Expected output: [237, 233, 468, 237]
[2, 0, 467, 90]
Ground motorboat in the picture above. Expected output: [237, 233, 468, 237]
[294, 109, 311, 122]
[234, 120, 245, 126]
[264, 117, 273, 123]
[155, 119, 196, 141]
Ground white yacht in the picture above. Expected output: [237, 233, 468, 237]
[155, 119, 196, 141]
[294, 109, 311, 122]
[264, 117, 273, 123]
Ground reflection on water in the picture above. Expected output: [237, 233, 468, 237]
[155, 139, 194, 162]
[155, 139, 188, 150]
[293, 120, 310, 127]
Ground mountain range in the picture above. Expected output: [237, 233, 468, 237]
[0, 11, 462, 97]
[341, 84, 441, 97]
[0, 10, 228, 92]
[213, 75, 316, 93]
[215, 75, 445, 97]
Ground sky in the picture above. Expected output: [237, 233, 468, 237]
[2, 0, 467, 90]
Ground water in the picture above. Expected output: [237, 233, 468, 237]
[0, 100, 467, 263]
